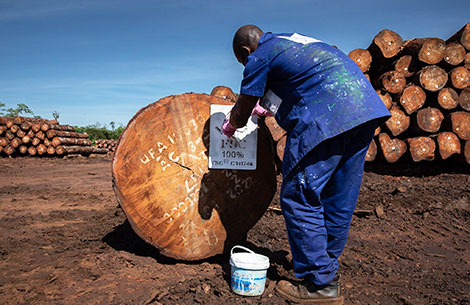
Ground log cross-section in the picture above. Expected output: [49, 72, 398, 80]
[378, 133, 407, 163]
[112, 93, 277, 260]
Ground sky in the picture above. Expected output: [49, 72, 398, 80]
[0, 0, 469, 127]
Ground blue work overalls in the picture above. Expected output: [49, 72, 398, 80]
[239, 32, 390, 286]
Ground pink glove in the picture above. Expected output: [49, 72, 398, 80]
[252, 101, 272, 117]
[222, 119, 236, 138]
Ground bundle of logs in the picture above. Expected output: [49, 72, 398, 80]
[0, 116, 108, 157]
[94, 139, 118, 153]
[347, 23, 470, 165]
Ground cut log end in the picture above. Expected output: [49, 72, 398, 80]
[419, 65, 448, 92]
[385, 106, 410, 136]
[438, 88, 459, 110]
[379, 71, 406, 94]
[378, 133, 407, 163]
[399, 85, 426, 114]
[416, 107, 444, 133]
[444, 42, 466, 65]
[372, 29, 404, 58]
[450, 111, 470, 140]
[436, 132, 461, 160]
[407, 137, 436, 162]
[348, 48, 372, 72]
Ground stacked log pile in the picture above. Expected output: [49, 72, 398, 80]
[0, 116, 108, 157]
[346, 22, 470, 165]
[94, 139, 118, 153]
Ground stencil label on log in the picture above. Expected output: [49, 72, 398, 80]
[209, 104, 258, 170]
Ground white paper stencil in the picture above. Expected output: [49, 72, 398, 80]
[209, 104, 258, 170]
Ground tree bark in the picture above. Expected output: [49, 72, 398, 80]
[419, 65, 448, 92]
[378, 71, 406, 94]
[264, 117, 286, 142]
[46, 130, 89, 139]
[414, 107, 444, 133]
[407, 136, 436, 161]
[399, 84, 426, 114]
[435, 132, 461, 160]
[437, 88, 459, 110]
[348, 48, 372, 72]
[112, 93, 277, 260]
[450, 111, 470, 140]
[378, 133, 407, 163]
[385, 106, 410, 136]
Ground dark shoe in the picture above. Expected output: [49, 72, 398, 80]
[275, 277, 343, 304]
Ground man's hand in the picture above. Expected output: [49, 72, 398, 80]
[222, 119, 236, 138]
[252, 100, 272, 117]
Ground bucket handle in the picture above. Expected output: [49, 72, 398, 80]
[231, 245, 255, 256]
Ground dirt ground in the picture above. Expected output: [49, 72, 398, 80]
[0, 155, 469, 305]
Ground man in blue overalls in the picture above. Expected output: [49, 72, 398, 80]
[222, 25, 390, 304]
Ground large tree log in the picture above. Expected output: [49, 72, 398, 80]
[55, 145, 108, 155]
[22, 135, 31, 144]
[437, 87, 459, 110]
[385, 106, 410, 136]
[5, 130, 15, 140]
[414, 107, 444, 133]
[446, 22, 470, 51]
[348, 48, 372, 72]
[419, 65, 448, 92]
[450, 111, 470, 140]
[465, 53, 470, 69]
[394, 55, 417, 78]
[47, 146, 56, 155]
[450, 67, 470, 89]
[435, 132, 461, 160]
[378, 71, 406, 94]
[443, 42, 466, 66]
[458, 88, 470, 111]
[210, 86, 237, 103]
[378, 133, 407, 163]
[46, 130, 89, 139]
[112, 93, 277, 260]
[31, 123, 41, 133]
[407, 136, 436, 162]
[399, 84, 426, 114]
[20, 121, 32, 131]
[51, 137, 92, 147]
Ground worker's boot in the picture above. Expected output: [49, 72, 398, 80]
[275, 275, 343, 304]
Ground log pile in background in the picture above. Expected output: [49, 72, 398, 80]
[347, 22, 470, 165]
[0, 116, 108, 157]
[94, 139, 118, 153]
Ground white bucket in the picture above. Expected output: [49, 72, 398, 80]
[229, 245, 270, 296]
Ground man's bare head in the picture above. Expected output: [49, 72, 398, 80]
[233, 25, 264, 66]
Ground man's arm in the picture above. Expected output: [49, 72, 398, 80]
[229, 94, 259, 129]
